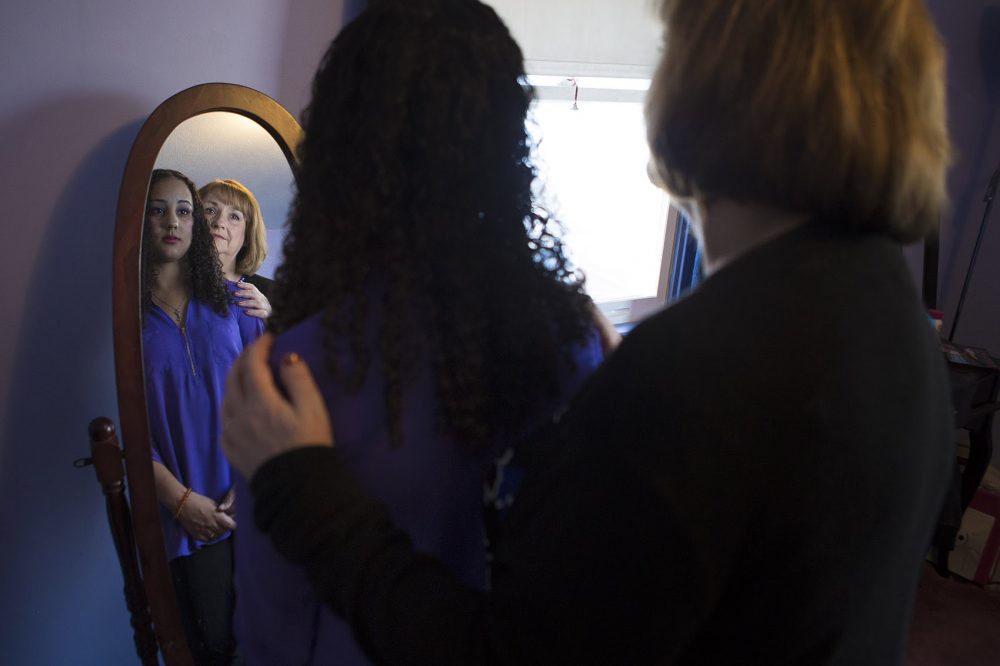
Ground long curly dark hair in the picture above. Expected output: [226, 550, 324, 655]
[270, 0, 593, 450]
[141, 169, 230, 317]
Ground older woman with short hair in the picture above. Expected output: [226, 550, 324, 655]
[200, 178, 273, 318]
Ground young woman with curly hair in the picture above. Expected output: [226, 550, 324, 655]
[227, 1, 604, 663]
[225, 0, 956, 663]
[142, 168, 262, 664]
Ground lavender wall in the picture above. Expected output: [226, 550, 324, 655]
[927, 1, 1000, 350]
[924, 1, 1000, 466]
[0, 1, 344, 663]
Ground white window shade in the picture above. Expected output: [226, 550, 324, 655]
[486, 1, 675, 325]
[528, 94, 675, 320]
[486, 0, 662, 78]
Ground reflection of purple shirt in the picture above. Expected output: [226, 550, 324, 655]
[143, 296, 264, 560]
[234, 310, 604, 665]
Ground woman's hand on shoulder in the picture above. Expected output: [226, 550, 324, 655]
[222, 333, 334, 481]
[234, 281, 271, 319]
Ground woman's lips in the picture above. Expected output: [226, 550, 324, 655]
[163, 235, 180, 244]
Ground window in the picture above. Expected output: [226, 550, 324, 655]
[528, 75, 680, 324]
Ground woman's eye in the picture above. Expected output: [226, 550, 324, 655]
[230, 213, 244, 222]
[177, 208, 191, 217]
[205, 207, 217, 215]
[148, 206, 164, 216]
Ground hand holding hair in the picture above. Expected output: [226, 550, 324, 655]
[222, 333, 333, 481]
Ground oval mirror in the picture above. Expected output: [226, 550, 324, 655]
[112, 83, 302, 664]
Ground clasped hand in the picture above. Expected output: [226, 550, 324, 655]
[178, 487, 236, 542]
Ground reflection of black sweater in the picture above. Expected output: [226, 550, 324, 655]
[244, 273, 274, 299]
[253, 223, 953, 665]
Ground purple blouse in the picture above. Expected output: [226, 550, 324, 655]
[143, 295, 265, 560]
[233, 310, 604, 665]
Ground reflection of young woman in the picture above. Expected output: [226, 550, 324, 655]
[142, 168, 255, 664]
[200, 178, 272, 319]
[225, 2, 604, 664]
[225, 0, 954, 663]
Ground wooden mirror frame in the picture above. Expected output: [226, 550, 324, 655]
[112, 83, 302, 665]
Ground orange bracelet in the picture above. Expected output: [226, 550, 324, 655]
[173, 487, 193, 520]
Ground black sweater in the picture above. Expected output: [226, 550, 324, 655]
[253, 223, 953, 665]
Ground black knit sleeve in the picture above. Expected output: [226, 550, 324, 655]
[249, 319, 713, 664]
[251, 447, 517, 665]
[244, 273, 274, 299]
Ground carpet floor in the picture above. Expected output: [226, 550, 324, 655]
[905, 563, 1000, 665]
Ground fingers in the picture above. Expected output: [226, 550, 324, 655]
[217, 488, 235, 512]
[235, 284, 271, 311]
[217, 513, 237, 532]
[235, 284, 260, 297]
[240, 333, 283, 405]
[278, 353, 334, 445]
[223, 352, 248, 420]
[222, 338, 332, 479]
[223, 335, 271, 470]
[279, 354, 330, 422]
[225, 333, 271, 405]
[222, 334, 272, 440]
[178, 494, 237, 540]
[278, 353, 317, 407]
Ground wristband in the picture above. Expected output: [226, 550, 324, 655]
[174, 487, 193, 520]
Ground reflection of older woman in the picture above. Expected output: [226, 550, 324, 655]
[143, 168, 261, 664]
[225, 0, 954, 663]
[200, 178, 273, 319]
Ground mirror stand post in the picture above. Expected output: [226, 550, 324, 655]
[86, 417, 159, 666]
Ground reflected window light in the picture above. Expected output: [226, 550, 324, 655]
[528, 77, 677, 322]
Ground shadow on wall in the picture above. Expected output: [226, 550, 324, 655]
[277, 0, 354, 115]
[939, 108, 998, 311]
[981, 7, 1000, 107]
[0, 94, 146, 666]
[937, 4, 1000, 334]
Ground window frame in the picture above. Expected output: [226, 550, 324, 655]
[527, 68, 681, 325]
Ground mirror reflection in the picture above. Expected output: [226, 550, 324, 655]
[155, 112, 292, 282]
[141, 112, 294, 663]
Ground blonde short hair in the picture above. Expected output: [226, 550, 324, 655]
[646, 0, 952, 242]
[198, 179, 268, 275]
